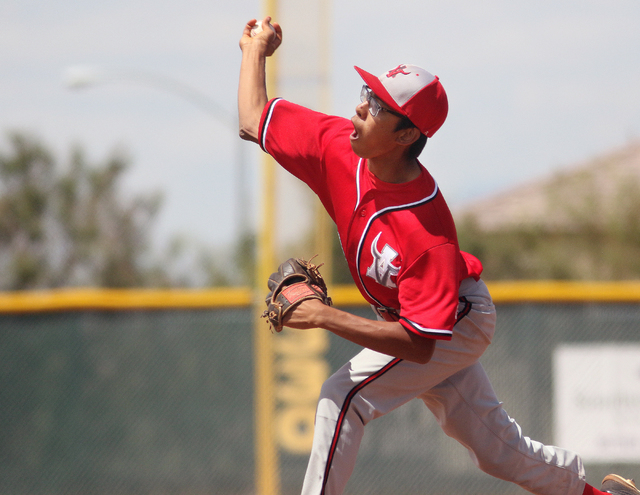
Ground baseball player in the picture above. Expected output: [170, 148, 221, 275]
[238, 17, 638, 495]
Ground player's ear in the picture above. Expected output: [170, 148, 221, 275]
[395, 126, 421, 146]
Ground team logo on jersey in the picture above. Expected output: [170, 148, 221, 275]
[386, 64, 411, 78]
[366, 232, 400, 289]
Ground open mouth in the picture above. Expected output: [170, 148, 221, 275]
[350, 119, 359, 140]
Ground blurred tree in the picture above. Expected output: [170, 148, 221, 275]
[0, 132, 172, 289]
[457, 176, 640, 281]
[231, 231, 256, 286]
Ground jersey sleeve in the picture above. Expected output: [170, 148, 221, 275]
[259, 98, 351, 190]
[396, 243, 462, 340]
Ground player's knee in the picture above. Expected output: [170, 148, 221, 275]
[318, 371, 349, 405]
[316, 367, 365, 417]
[465, 427, 529, 481]
[314, 376, 345, 421]
[317, 370, 380, 427]
[472, 452, 511, 479]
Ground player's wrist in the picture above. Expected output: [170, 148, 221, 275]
[287, 298, 328, 329]
[240, 41, 268, 58]
[308, 299, 332, 328]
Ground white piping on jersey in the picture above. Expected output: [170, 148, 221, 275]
[354, 170, 439, 309]
[354, 158, 364, 211]
[402, 318, 453, 337]
[260, 97, 283, 152]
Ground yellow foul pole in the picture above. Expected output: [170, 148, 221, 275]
[315, 0, 334, 283]
[254, 0, 280, 493]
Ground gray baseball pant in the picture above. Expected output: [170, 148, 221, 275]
[300, 278, 586, 495]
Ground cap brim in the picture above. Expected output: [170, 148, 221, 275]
[354, 66, 406, 116]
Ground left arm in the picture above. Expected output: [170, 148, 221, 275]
[285, 299, 436, 364]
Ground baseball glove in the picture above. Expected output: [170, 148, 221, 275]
[262, 256, 332, 332]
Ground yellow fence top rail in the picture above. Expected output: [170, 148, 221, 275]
[333, 281, 640, 304]
[0, 287, 253, 313]
[486, 280, 640, 303]
[1, 281, 640, 313]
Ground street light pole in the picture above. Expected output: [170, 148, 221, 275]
[63, 65, 250, 248]
[64, 66, 234, 126]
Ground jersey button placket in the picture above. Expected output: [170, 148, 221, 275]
[346, 200, 371, 264]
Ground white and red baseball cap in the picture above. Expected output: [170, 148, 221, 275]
[354, 64, 448, 137]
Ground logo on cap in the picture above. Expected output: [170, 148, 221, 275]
[386, 65, 411, 79]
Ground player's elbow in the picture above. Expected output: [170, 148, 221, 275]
[238, 124, 259, 143]
[237, 101, 264, 144]
[411, 351, 434, 365]
[407, 337, 436, 364]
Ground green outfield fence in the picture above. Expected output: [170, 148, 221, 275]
[1, 282, 639, 495]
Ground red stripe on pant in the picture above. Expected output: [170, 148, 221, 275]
[320, 357, 403, 495]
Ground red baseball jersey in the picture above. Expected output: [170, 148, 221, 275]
[259, 98, 483, 340]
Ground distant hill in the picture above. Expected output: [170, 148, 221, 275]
[453, 141, 640, 279]
[453, 140, 640, 231]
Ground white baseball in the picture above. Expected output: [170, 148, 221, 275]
[250, 20, 276, 37]
[250, 20, 264, 37]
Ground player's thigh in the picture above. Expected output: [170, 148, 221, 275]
[318, 293, 497, 423]
[420, 361, 502, 441]
[318, 346, 480, 424]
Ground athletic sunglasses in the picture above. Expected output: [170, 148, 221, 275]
[360, 85, 404, 118]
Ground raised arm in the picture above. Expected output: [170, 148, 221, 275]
[237, 17, 282, 143]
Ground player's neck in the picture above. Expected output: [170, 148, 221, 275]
[367, 153, 421, 184]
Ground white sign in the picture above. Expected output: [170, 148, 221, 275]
[554, 343, 640, 463]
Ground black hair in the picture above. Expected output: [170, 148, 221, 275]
[394, 116, 428, 159]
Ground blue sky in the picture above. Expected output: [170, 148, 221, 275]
[1, 0, 639, 252]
